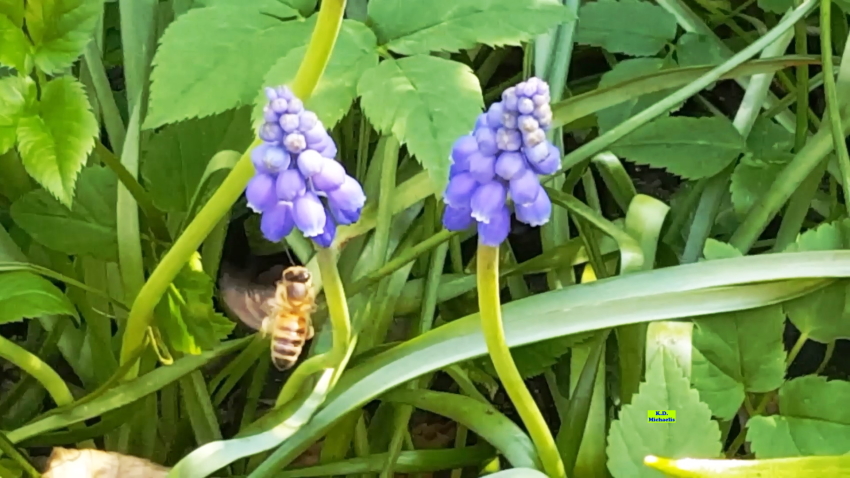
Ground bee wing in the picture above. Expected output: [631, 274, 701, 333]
[219, 272, 275, 331]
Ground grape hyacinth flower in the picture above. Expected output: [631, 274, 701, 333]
[442, 77, 560, 246]
[247, 86, 366, 248]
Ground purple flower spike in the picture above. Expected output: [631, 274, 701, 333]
[443, 205, 474, 231]
[319, 141, 338, 159]
[496, 128, 521, 152]
[452, 135, 478, 166]
[259, 122, 283, 143]
[246, 174, 278, 213]
[263, 106, 278, 123]
[502, 87, 518, 111]
[253, 145, 290, 174]
[475, 127, 499, 156]
[287, 97, 304, 114]
[525, 139, 549, 161]
[486, 102, 504, 128]
[280, 114, 300, 133]
[444, 172, 478, 208]
[529, 143, 561, 175]
[510, 169, 541, 206]
[475, 113, 489, 130]
[276, 169, 306, 201]
[495, 151, 525, 180]
[275, 86, 294, 100]
[470, 181, 507, 224]
[297, 150, 324, 178]
[516, 188, 551, 227]
[304, 124, 328, 146]
[478, 206, 511, 246]
[468, 151, 496, 183]
[261, 202, 295, 242]
[517, 97, 534, 115]
[312, 158, 346, 192]
[284, 133, 307, 154]
[293, 192, 326, 237]
[270, 98, 289, 114]
[313, 215, 336, 248]
[328, 175, 366, 212]
[299, 111, 319, 132]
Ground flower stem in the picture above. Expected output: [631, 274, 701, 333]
[477, 245, 565, 478]
[118, 0, 348, 372]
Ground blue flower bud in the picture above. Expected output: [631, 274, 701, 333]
[494, 151, 526, 180]
[330, 204, 361, 225]
[475, 127, 498, 156]
[451, 135, 478, 169]
[477, 206, 511, 246]
[304, 125, 329, 149]
[475, 113, 489, 130]
[532, 94, 548, 107]
[275, 169, 306, 201]
[468, 151, 496, 183]
[252, 143, 289, 174]
[328, 175, 366, 212]
[287, 97, 304, 114]
[502, 112, 518, 129]
[495, 127, 521, 151]
[293, 192, 326, 237]
[486, 102, 504, 128]
[517, 97, 534, 115]
[263, 106, 279, 123]
[444, 172, 478, 208]
[509, 169, 541, 206]
[502, 87, 518, 111]
[319, 140, 338, 159]
[525, 140, 549, 162]
[261, 201, 295, 242]
[518, 80, 537, 98]
[264, 87, 278, 101]
[443, 204, 474, 231]
[471, 180, 507, 224]
[312, 158, 346, 192]
[259, 122, 283, 143]
[313, 214, 336, 248]
[528, 143, 561, 175]
[297, 150, 324, 178]
[299, 111, 319, 132]
[279, 113, 300, 133]
[518, 115, 539, 133]
[283, 132, 307, 154]
[515, 187, 551, 227]
[275, 86, 294, 100]
[270, 98, 289, 114]
[246, 173, 278, 213]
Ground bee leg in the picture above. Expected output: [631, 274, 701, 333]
[307, 324, 315, 340]
[260, 317, 273, 337]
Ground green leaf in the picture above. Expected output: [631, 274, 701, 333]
[746, 117, 794, 157]
[730, 153, 793, 216]
[10, 165, 118, 261]
[142, 107, 253, 214]
[251, 19, 378, 129]
[193, 0, 299, 17]
[0, 75, 36, 155]
[482, 334, 594, 379]
[0, 13, 30, 72]
[368, 0, 575, 55]
[758, 0, 793, 14]
[596, 58, 681, 134]
[747, 376, 850, 457]
[145, 6, 315, 129]
[702, 238, 742, 260]
[24, 0, 104, 74]
[691, 305, 786, 420]
[0, 270, 78, 324]
[609, 116, 746, 180]
[15, 76, 98, 208]
[358, 55, 483, 192]
[675, 33, 731, 67]
[782, 220, 850, 343]
[606, 351, 722, 478]
[0, 1, 24, 27]
[575, 0, 678, 57]
[156, 252, 236, 354]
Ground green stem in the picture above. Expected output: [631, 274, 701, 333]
[821, 0, 850, 216]
[477, 245, 565, 478]
[0, 334, 74, 408]
[0, 431, 40, 478]
[374, 136, 400, 263]
[793, 0, 810, 149]
[118, 0, 347, 371]
[816, 340, 835, 374]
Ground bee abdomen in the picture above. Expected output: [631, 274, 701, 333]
[270, 319, 308, 370]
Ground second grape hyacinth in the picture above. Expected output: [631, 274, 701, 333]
[442, 77, 560, 246]
[247, 86, 366, 248]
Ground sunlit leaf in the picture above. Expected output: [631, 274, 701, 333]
[0, 271, 77, 324]
[575, 0, 678, 56]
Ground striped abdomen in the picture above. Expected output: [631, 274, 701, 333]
[269, 311, 310, 370]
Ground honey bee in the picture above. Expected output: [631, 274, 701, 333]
[220, 265, 316, 370]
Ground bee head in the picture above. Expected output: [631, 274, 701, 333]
[283, 266, 311, 284]
[282, 266, 312, 301]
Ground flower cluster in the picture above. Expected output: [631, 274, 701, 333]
[442, 77, 560, 246]
[246, 86, 366, 248]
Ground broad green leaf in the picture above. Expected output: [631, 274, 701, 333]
[0, 1, 24, 26]
[0, 270, 77, 324]
[10, 166, 118, 261]
[574, 0, 678, 57]
[747, 376, 850, 457]
[141, 107, 253, 214]
[15, 76, 98, 208]
[746, 117, 794, 157]
[482, 334, 594, 379]
[607, 351, 722, 478]
[610, 116, 746, 180]
[730, 153, 793, 216]
[675, 33, 730, 67]
[145, 7, 315, 129]
[596, 58, 681, 134]
[193, 0, 299, 17]
[0, 75, 36, 154]
[156, 252, 236, 354]
[0, 13, 30, 72]
[357, 55, 483, 192]
[691, 305, 786, 420]
[702, 238, 742, 260]
[758, 0, 793, 14]
[368, 0, 575, 55]
[24, 0, 104, 74]
[251, 19, 378, 129]
[782, 220, 850, 343]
